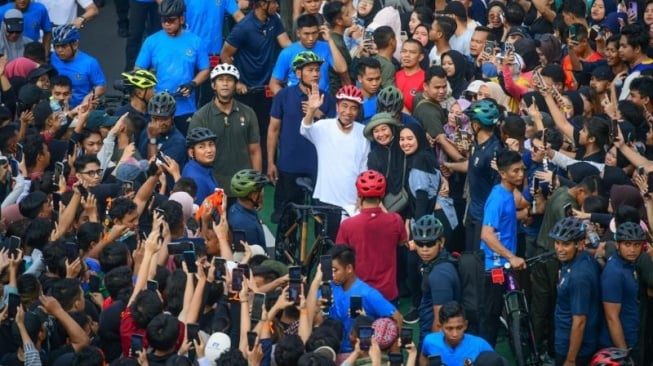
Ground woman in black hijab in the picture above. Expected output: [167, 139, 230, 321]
[440, 50, 472, 99]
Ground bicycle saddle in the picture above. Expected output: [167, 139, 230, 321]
[295, 177, 314, 194]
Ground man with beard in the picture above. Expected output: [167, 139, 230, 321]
[267, 51, 336, 222]
[188, 64, 261, 198]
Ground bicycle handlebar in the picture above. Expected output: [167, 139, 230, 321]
[504, 251, 556, 269]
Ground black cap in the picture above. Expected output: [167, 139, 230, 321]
[3, 9, 23, 33]
[591, 65, 614, 81]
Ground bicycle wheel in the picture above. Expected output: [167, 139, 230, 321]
[274, 204, 301, 264]
[509, 312, 528, 366]
[509, 312, 542, 366]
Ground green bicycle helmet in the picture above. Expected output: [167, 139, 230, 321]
[464, 99, 500, 126]
[292, 51, 324, 71]
[549, 217, 586, 242]
[376, 86, 404, 116]
[230, 169, 270, 198]
[615, 221, 646, 242]
[148, 91, 176, 117]
[186, 127, 216, 148]
[121, 70, 158, 89]
[411, 215, 444, 242]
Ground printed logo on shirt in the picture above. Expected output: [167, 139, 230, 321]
[186, 49, 194, 57]
[240, 116, 245, 126]
[410, 89, 417, 96]
[74, 74, 82, 80]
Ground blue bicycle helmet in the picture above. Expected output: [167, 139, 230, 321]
[549, 217, 586, 242]
[411, 215, 444, 242]
[464, 99, 500, 126]
[615, 221, 646, 242]
[52, 25, 80, 45]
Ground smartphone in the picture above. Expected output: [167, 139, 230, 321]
[8, 293, 20, 319]
[251, 293, 265, 322]
[167, 241, 194, 255]
[65, 242, 79, 263]
[647, 172, 653, 193]
[8, 235, 21, 256]
[15, 143, 23, 162]
[54, 161, 65, 186]
[122, 180, 134, 195]
[320, 282, 332, 308]
[130, 334, 144, 358]
[247, 331, 257, 351]
[533, 176, 541, 192]
[232, 268, 244, 291]
[568, 24, 578, 42]
[156, 150, 168, 166]
[183, 251, 198, 273]
[89, 275, 101, 293]
[400, 327, 413, 347]
[147, 280, 158, 292]
[211, 207, 221, 225]
[77, 184, 88, 198]
[389, 352, 403, 366]
[51, 192, 61, 213]
[289, 266, 302, 282]
[213, 257, 226, 280]
[638, 166, 646, 176]
[8, 159, 17, 177]
[563, 203, 573, 217]
[320, 255, 333, 281]
[358, 326, 373, 351]
[238, 263, 250, 278]
[504, 41, 514, 55]
[0, 156, 6, 166]
[400, 30, 408, 42]
[628, 0, 638, 17]
[232, 230, 246, 252]
[66, 139, 76, 158]
[147, 160, 158, 177]
[350, 295, 362, 318]
[484, 40, 495, 55]
[289, 281, 301, 305]
[187, 323, 200, 343]
[612, 119, 619, 139]
[429, 355, 443, 366]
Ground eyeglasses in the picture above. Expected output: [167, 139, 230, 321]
[414, 240, 440, 248]
[161, 16, 179, 24]
[80, 169, 104, 178]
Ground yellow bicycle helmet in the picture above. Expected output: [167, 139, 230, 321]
[121, 70, 158, 89]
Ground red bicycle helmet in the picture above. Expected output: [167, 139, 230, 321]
[590, 348, 634, 366]
[335, 85, 364, 104]
[356, 170, 386, 198]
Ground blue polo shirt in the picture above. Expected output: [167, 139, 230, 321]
[185, 0, 239, 54]
[480, 184, 517, 270]
[555, 251, 601, 358]
[361, 95, 378, 124]
[182, 159, 219, 205]
[224, 12, 285, 88]
[600, 253, 640, 348]
[467, 135, 502, 221]
[323, 278, 397, 353]
[271, 41, 336, 91]
[418, 252, 461, 343]
[51, 50, 106, 108]
[0, 3, 51, 41]
[137, 127, 187, 167]
[135, 30, 209, 116]
[228, 202, 265, 247]
[422, 332, 493, 365]
[269, 85, 335, 176]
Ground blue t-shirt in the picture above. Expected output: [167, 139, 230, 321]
[51, 50, 106, 108]
[555, 251, 601, 357]
[228, 202, 265, 247]
[467, 135, 502, 221]
[400, 113, 422, 128]
[224, 12, 285, 87]
[361, 95, 378, 124]
[418, 253, 461, 342]
[135, 30, 209, 116]
[0, 3, 51, 41]
[599, 254, 640, 348]
[137, 127, 187, 167]
[521, 155, 545, 237]
[182, 159, 219, 205]
[269, 85, 336, 176]
[271, 41, 335, 91]
[185, 0, 239, 54]
[480, 184, 517, 270]
[422, 332, 493, 365]
[325, 278, 397, 352]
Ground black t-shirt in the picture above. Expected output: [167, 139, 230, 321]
[0, 350, 48, 366]
[147, 351, 177, 366]
[0, 321, 20, 355]
[98, 300, 126, 363]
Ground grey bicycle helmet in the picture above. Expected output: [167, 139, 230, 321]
[52, 24, 80, 45]
[376, 86, 404, 116]
[159, 0, 186, 17]
[464, 99, 500, 126]
[615, 221, 646, 242]
[231, 169, 270, 198]
[186, 127, 216, 148]
[148, 91, 176, 117]
[411, 214, 444, 242]
[549, 217, 586, 242]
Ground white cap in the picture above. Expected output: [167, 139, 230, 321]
[466, 80, 484, 94]
[232, 244, 266, 262]
[205, 332, 231, 366]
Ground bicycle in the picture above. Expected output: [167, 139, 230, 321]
[502, 250, 556, 366]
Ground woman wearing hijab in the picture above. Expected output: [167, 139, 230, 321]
[587, 0, 617, 27]
[356, 0, 383, 27]
[0, 10, 33, 62]
[487, 2, 508, 44]
[440, 50, 472, 99]
[412, 23, 434, 71]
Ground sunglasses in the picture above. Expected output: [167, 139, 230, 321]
[161, 16, 179, 24]
[414, 240, 440, 248]
[7, 30, 21, 34]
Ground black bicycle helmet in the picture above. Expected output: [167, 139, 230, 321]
[159, 0, 186, 17]
[549, 216, 586, 242]
[376, 86, 404, 116]
[411, 214, 444, 242]
[231, 169, 270, 198]
[590, 347, 634, 366]
[615, 221, 646, 242]
[186, 127, 216, 148]
[148, 91, 176, 117]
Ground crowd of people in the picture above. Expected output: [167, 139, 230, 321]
[1, 0, 653, 365]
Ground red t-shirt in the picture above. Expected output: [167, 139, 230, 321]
[396, 68, 425, 113]
[120, 307, 186, 357]
[336, 207, 407, 301]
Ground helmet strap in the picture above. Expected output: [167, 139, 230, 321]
[337, 118, 353, 130]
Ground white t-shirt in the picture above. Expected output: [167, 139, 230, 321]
[36, 0, 93, 26]
[300, 118, 370, 215]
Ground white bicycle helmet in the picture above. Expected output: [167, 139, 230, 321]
[210, 63, 240, 81]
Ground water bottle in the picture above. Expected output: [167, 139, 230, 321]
[584, 220, 601, 249]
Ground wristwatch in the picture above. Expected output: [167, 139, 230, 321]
[148, 137, 157, 145]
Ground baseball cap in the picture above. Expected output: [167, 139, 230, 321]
[443, 1, 467, 19]
[371, 318, 398, 350]
[258, 259, 288, 277]
[4, 9, 23, 33]
[27, 64, 56, 83]
[18, 83, 46, 107]
[508, 26, 527, 39]
[466, 80, 484, 94]
[86, 110, 119, 129]
[32, 100, 53, 126]
[591, 65, 614, 81]
[205, 332, 231, 366]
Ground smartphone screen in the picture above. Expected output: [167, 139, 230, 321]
[122, 180, 134, 195]
[187, 323, 200, 342]
[211, 207, 221, 224]
[639, 166, 646, 176]
[65, 242, 78, 263]
[320, 255, 332, 281]
[54, 162, 64, 186]
[289, 266, 302, 282]
[15, 143, 23, 162]
[251, 293, 265, 322]
[563, 203, 573, 217]
[389, 353, 403, 366]
[569, 25, 578, 41]
[320, 282, 332, 308]
[183, 251, 198, 273]
[400, 327, 413, 346]
[156, 150, 168, 166]
[167, 242, 194, 255]
[247, 331, 257, 351]
[358, 326, 373, 351]
[350, 296, 362, 318]
[533, 176, 541, 192]
[89, 275, 101, 293]
[214, 257, 226, 280]
[484, 40, 494, 55]
[130, 334, 143, 357]
[612, 119, 619, 139]
[8, 293, 20, 319]
[232, 268, 244, 291]
[147, 280, 158, 292]
[232, 230, 246, 252]
[629, 0, 638, 17]
[647, 172, 653, 193]
[289, 281, 301, 305]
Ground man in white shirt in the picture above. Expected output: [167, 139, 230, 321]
[36, 0, 98, 27]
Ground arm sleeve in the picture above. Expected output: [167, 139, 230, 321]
[41, 7, 52, 32]
[552, 151, 604, 172]
[260, 338, 273, 366]
[601, 266, 624, 303]
[23, 342, 42, 366]
[247, 110, 261, 144]
[1, 174, 25, 208]
[89, 59, 106, 87]
[482, 191, 503, 229]
[271, 49, 291, 82]
[134, 38, 153, 69]
[501, 65, 529, 100]
[195, 40, 210, 71]
[570, 275, 593, 315]
[226, 0, 239, 15]
[98, 133, 117, 171]
[364, 288, 397, 318]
